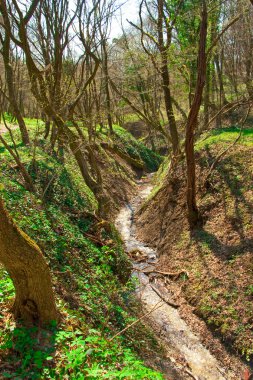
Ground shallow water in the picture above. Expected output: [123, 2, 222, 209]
[115, 178, 228, 380]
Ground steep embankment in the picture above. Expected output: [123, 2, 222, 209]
[0, 122, 164, 379]
[135, 126, 253, 367]
[116, 176, 244, 380]
[96, 125, 162, 216]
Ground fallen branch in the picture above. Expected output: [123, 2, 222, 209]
[83, 232, 104, 246]
[185, 368, 198, 380]
[109, 300, 164, 341]
[149, 283, 180, 308]
[141, 269, 189, 280]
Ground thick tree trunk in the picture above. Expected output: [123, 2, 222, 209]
[0, 198, 58, 325]
[185, 1, 208, 228]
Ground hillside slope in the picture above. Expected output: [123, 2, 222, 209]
[135, 126, 253, 363]
[0, 123, 165, 379]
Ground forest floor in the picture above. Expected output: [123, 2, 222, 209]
[0, 119, 252, 379]
[116, 174, 249, 379]
[0, 122, 164, 379]
[135, 126, 253, 378]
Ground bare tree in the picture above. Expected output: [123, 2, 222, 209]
[128, 0, 181, 156]
[0, 0, 102, 194]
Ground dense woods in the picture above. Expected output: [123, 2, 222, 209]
[0, 0, 252, 378]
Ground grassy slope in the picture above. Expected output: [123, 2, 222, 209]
[137, 126, 253, 363]
[106, 125, 163, 172]
[0, 123, 164, 379]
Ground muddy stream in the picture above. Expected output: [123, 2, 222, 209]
[115, 175, 238, 380]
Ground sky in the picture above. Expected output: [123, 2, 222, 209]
[110, 0, 139, 39]
[68, 0, 139, 40]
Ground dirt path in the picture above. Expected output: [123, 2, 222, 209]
[115, 175, 247, 380]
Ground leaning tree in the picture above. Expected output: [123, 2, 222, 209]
[0, 197, 58, 324]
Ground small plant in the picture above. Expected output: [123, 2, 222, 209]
[245, 285, 253, 296]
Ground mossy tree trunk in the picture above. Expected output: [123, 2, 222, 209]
[0, 198, 58, 325]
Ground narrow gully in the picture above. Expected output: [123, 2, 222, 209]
[115, 175, 235, 380]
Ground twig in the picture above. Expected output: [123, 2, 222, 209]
[207, 14, 242, 57]
[185, 368, 198, 380]
[108, 300, 164, 341]
[42, 172, 58, 199]
[204, 104, 251, 183]
[149, 283, 180, 309]
[136, 268, 189, 279]
[198, 99, 245, 136]
[83, 232, 104, 246]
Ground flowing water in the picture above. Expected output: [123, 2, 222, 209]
[115, 176, 231, 380]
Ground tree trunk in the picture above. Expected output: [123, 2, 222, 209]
[157, 0, 179, 156]
[185, 0, 208, 228]
[0, 198, 58, 325]
[0, 9, 30, 146]
[214, 53, 228, 106]
[44, 119, 51, 140]
[161, 60, 179, 155]
[102, 40, 113, 135]
[204, 61, 210, 126]
[55, 119, 99, 192]
[0, 134, 35, 193]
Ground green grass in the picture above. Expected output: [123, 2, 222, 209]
[196, 126, 253, 150]
[111, 125, 163, 172]
[0, 122, 165, 379]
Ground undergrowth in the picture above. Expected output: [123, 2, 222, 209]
[109, 125, 163, 172]
[0, 122, 164, 379]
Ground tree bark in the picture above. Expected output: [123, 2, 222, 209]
[157, 0, 179, 156]
[0, 198, 58, 325]
[55, 118, 99, 192]
[102, 39, 113, 134]
[185, 0, 208, 228]
[0, 5, 30, 146]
